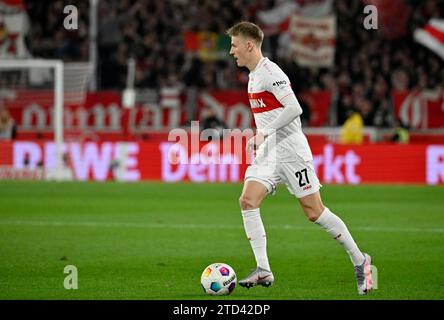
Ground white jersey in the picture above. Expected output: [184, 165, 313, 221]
[248, 57, 313, 163]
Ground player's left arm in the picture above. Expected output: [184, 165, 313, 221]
[258, 76, 303, 137]
[247, 75, 303, 152]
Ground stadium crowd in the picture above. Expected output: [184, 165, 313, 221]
[23, 0, 444, 127]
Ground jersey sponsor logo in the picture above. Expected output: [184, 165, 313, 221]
[248, 91, 283, 113]
[272, 80, 287, 86]
[250, 98, 267, 109]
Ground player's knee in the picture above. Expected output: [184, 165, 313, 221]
[299, 195, 325, 222]
[301, 204, 324, 222]
[239, 195, 260, 210]
[307, 212, 320, 222]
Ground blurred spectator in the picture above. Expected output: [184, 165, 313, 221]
[373, 98, 394, 128]
[183, 56, 204, 123]
[25, 0, 89, 60]
[21, 0, 444, 125]
[340, 108, 364, 144]
[109, 159, 120, 181]
[61, 152, 74, 180]
[0, 106, 17, 140]
[337, 93, 353, 125]
[298, 97, 311, 127]
[390, 118, 410, 144]
[23, 153, 30, 167]
[358, 99, 376, 126]
[200, 105, 227, 140]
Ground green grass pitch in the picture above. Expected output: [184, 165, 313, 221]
[0, 181, 443, 300]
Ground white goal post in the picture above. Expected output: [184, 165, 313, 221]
[0, 59, 92, 180]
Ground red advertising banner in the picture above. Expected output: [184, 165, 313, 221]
[1, 140, 443, 185]
[393, 89, 444, 129]
[4, 90, 331, 141]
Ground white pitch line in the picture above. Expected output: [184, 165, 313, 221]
[0, 220, 443, 234]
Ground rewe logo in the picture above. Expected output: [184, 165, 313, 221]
[13, 142, 140, 181]
[313, 145, 361, 184]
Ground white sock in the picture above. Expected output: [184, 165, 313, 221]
[241, 208, 271, 271]
[315, 207, 365, 266]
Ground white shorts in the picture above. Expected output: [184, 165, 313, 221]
[244, 159, 322, 198]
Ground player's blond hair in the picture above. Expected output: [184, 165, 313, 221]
[226, 21, 264, 47]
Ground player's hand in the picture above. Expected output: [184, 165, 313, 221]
[246, 132, 266, 153]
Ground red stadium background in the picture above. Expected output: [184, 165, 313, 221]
[1, 0, 444, 186]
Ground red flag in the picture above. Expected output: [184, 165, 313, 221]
[183, 32, 199, 52]
[257, 1, 298, 35]
[414, 19, 444, 60]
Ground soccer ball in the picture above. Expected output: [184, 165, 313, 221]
[200, 263, 237, 296]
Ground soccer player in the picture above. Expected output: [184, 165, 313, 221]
[226, 21, 373, 295]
